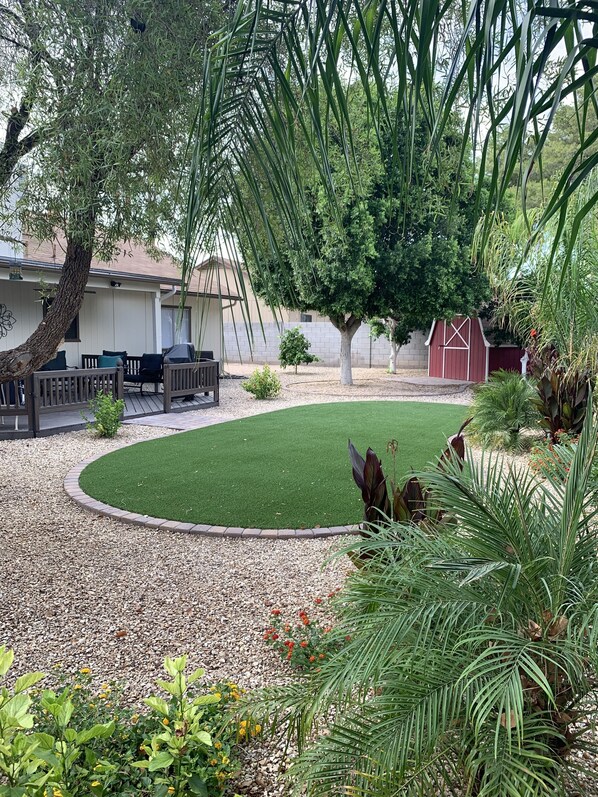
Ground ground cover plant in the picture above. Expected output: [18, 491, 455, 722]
[246, 405, 598, 796]
[79, 402, 466, 529]
[264, 596, 343, 670]
[0, 652, 242, 796]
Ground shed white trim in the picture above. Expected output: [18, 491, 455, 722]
[424, 320, 436, 346]
[477, 317, 491, 348]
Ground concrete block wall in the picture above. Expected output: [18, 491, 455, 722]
[223, 321, 428, 370]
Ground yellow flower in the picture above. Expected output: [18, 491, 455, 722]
[101, 684, 110, 691]
[216, 772, 227, 782]
[91, 781, 101, 787]
[221, 755, 230, 765]
[214, 741, 222, 750]
[131, 714, 139, 725]
[162, 718, 170, 726]
[253, 724, 262, 734]
[238, 728, 246, 738]
[94, 764, 102, 771]
[210, 758, 218, 766]
[98, 693, 108, 699]
[74, 684, 82, 690]
[89, 703, 95, 709]
[80, 667, 91, 674]
[214, 692, 221, 699]
[53, 790, 63, 797]
[167, 789, 175, 795]
[52, 663, 63, 669]
[239, 720, 247, 728]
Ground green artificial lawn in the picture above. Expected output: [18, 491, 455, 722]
[80, 401, 467, 529]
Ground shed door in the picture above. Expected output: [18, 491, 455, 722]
[443, 317, 470, 380]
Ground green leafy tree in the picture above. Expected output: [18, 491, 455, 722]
[0, 0, 223, 381]
[242, 89, 486, 385]
[278, 327, 318, 373]
[368, 318, 413, 374]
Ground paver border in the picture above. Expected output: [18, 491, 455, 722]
[64, 441, 360, 540]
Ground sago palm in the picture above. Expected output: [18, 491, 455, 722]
[249, 401, 598, 796]
[469, 370, 541, 450]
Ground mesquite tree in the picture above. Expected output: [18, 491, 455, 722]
[0, 0, 223, 381]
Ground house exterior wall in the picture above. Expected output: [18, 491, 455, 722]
[160, 294, 223, 360]
[0, 275, 159, 367]
[223, 320, 428, 369]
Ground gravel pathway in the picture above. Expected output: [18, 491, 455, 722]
[1, 365, 474, 794]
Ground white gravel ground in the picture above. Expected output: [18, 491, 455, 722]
[0, 365, 497, 794]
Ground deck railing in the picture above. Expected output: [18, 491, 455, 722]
[1, 358, 219, 437]
[0, 367, 123, 437]
[163, 360, 219, 412]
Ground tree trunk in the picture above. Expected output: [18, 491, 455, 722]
[330, 314, 361, 386]
[389, 340, 400, 373]
[0, 239, 93, 381]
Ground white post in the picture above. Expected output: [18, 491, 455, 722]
[153, 291, 162, 352]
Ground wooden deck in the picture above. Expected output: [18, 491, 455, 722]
[0, 388, 217, 437]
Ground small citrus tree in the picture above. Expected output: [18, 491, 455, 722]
[279, 328, 319, 374]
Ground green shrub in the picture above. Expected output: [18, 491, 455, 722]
[468, 369, 539, 449]
[255, 407, 598, 797]
[241, 365, 281, 399]
[279, 328, 319, 373]
[84, 390, 125, 437]
[0, 650, 242, 796]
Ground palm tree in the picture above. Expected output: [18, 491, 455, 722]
[246, 402, 598, 796]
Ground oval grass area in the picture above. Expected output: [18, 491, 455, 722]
[80, 401, 468, 530]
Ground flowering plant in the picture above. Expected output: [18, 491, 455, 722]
[0, 648, 243, 797]
[263, 595, 346, 670]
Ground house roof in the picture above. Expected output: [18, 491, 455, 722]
[0, 236, 243, 301]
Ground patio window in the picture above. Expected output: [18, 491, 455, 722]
[300, 313, 313, 322]
[161, 306, 191, 349]
[42, 298, 80, 342]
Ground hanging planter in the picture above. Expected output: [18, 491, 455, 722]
[9, 265, 23, 280]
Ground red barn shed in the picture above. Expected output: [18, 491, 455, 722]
[425, 316, 525, 382]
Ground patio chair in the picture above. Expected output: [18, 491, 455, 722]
[124, 353, 163, 394]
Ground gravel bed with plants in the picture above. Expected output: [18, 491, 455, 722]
[0, 365, 552, 795]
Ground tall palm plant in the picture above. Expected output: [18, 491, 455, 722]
[183, 0, 598, 301]
[248, 403, 598, 796]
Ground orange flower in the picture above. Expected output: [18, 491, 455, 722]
[530, 329, 537, 337]
[314, 597, 322, 604]
[271, 609, 281, 616]
[300, 640, 308, 648]
[309, 655, 316, 663]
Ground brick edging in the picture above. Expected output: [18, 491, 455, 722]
[64, 446, 359, 541]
